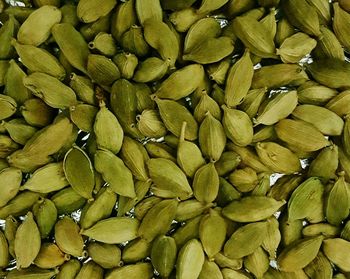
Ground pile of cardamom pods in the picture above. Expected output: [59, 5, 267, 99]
[1, 0, 350, 278]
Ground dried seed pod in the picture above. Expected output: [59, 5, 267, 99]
[277, 235, 323, 272]
[55, 217, 84, 257]
[15, 212, 41, 269]
[282, 0, 321, 37]
[17, 5, 62, 46]
[77, 0, 116, 23]
[151, 235, 177, 278]
[199, 112, 226, 162]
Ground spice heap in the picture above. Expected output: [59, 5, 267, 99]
[1, 0, 350, 278]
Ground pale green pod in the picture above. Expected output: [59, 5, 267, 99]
[156, 98, 198, 140]
[4, 215, 18, 258]
[34, 242, 68, 269]
[6, 267, 58, 279]
[255, 142, 301, 174]
[80, 187, 117, 229]
[199, 259, 223, 279]
[122, 238, 152, 263]
[177, 122, 206, 178]
[297, 81, 338, 106]
[0, 60, 9, 87]
[3, 118, 38, 145]
[222, 105, 253, 147]
[313, 26, 345, 61]
[0, 15, 18, 59]
[17, 5, 62, 46]
[32, 198, 57, 239]
[134, 196, 162, 220]
[143, 19, 179, 67]
[239, 88, 268, 119]
[252, 64, 309, 89]
[0, 94, 17, 121]
[292, 104, 344, 136]
[113, 52, 139, 79]
[278, 32, 317, 63]
[87, 54, 120, 86]
[176, 239, 205, 279]
[81, 217, 140, 244]
[138, 199, 178, 242]
[89, 32, 118, 57]
[110, 79, 139, 137]
[4, 60, 32, 104]
[183, 37, 235, 64]
[282, 0, 321, 37]
[151, 235, 177, 278]
[13, 41, 66, 80]
[121, 25, 150, 57]
[118, 180, 152, 217]
[216, 177, 241, 207]
[0, 167, 21, 207]
[275, 119, 330, 152]
[94, 149, 136, 198]
[288, 177, 324, 222]
[184, 17, 221, 54]
[169, 8, 205, 33]
[77, 0, 116, 23]
[148, 157, 192, 200]
[193, 162, 219, 204]
[0, 191, 41, 219]
[333, 3, 350, 52]
[51, 187, 86, 215]
[194, 91, 222, 123]
[75, 261, 104, 279]
[135, 0, 162, 25]
[308, 145, 339, 181]
[175, 199, 213, 222]
[154, 64, 204, 100]
[15, 212, 41, 269]
[64, 146, 95, 199]
[325, 175, 350, 226]
[277, 236, 323, 272]
[199, 209, 227, 260]
[20, 162, 69, 193]
[223, 196, 285, 222]
[55, 217, 84, 258]
[23, 72, 77, 109]
[79, 14, 111, 41]
[232, 15, 277, 58]
[255, 90, 298, 125]
[304, 251, 333, 279]
[207, 58, 231, 85]
[69, 104, 98, 132]
[56, 259, 81, 279]
[225, 49, 254, 107]
[323, 238, 350, 272]
[307, 58, 350, 89]
[60, 3, 79, 27]
[52, 23, 90, 74]
[224, 221, 268, 259]
[136, 109, 167, 138]
[87, 242, 122, 269]
[120, 136, 150, 181]
[111, 0, 137, 41]
[0, 230, 9, 268]
[69, 73, 96, 105]
[197, 0, 229, 14]
[106, 263, 153, 279]
[244, 247, 269, 278]
[303, 223, 341, 238]
[199, 112, 226, 162]
[275, 17, 296, 46]
[326, 90, 350, 117]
